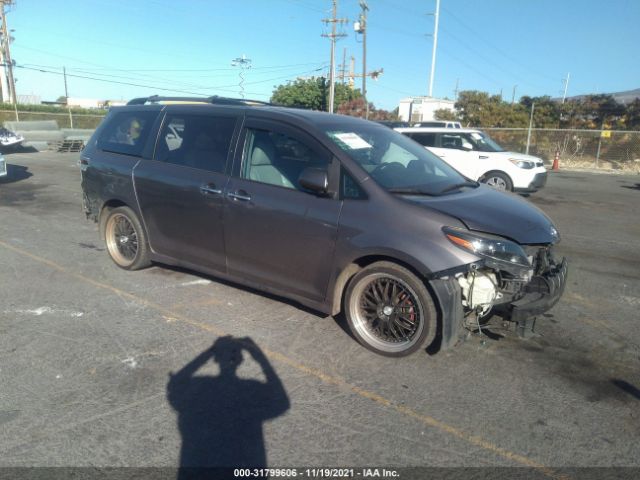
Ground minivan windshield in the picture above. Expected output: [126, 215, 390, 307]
[324, 124, 473, 195]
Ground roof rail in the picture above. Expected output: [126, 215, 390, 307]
[126, 95, 272, 106]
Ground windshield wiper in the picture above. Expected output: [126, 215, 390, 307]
[436, 181, 479, 194]
[387, 187, 435, 196]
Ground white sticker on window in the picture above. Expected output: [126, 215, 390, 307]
[470, 133, 483, 140]
[334, 132, 372, 149]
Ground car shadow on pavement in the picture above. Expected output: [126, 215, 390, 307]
[611, 379, 640, 401]
[620, 183, 640, 191]
[0, 164, 32, 184]
[167, 336, 290, 479]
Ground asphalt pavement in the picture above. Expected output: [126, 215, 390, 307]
[0, 152, 639, 478]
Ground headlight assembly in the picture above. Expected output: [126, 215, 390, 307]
[509, 158, 536, 169]
[443, 227, 531, 268]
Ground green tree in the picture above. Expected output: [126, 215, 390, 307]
[433, 108, 459, 121]
[336, 97, 396, 120]
[270, 77, 361, 111]
[622, 98, 640, 129]
[455, 90, 528, 127]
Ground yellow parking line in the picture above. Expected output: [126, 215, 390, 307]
[0, 239, 566, 478]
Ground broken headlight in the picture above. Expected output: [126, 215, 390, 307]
[443, 227, 531, 268]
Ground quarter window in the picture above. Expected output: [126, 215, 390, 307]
[241, 128, 329, 191]
[154, 114, 236, 173]
[97, 111, 158, 157]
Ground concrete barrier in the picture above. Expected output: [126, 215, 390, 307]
[4, 120, 60, 131]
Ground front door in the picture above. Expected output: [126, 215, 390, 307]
[134, 112, 239, 272]
[223, 120, 341, 302]
[429, 132, 476, 178]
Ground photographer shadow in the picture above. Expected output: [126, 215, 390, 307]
[168, 336, 290, 478]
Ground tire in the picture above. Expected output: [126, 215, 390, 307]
[102, 206, 151, 270]
[482, 171, 513, 191]
[344, 261, 436, 357]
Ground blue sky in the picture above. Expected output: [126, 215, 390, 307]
[7, 0, 640, 110]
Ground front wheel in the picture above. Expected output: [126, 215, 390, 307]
[481, 171, 513, 191]
[344, 262, 436, 357]
[103, 206, 151, 270]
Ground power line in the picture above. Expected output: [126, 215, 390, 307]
[15, 62, 329, 98]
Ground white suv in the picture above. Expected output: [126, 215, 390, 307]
[395, 127, 547, 192]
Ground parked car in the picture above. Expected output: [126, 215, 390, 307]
[80, 96, 567, 357]
[0, 154, 6, 178]
[395, 127, 547, 192]
[413, 121, 462, 129]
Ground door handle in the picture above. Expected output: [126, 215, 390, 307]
[479, 155, 489, 159]
[227, 190, 251, 201]
[200, 184, 222, 195]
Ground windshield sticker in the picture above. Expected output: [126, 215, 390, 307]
[333, 132, 372, 150]
[470, 133, 483, 140]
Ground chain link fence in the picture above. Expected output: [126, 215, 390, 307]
[0, 109, 105, 130]
[483, 128, 640, 173]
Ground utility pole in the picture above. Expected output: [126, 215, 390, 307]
[427, 0, 440, 97]
[1, 1, 16, 104]
[357, 0, 369, 118]
[322, 0, 347, 114]
[453, 78, 459, 101]
[340, 47, 347, 85]
[561, 72, 570, 103]
[511, 84, 517, 105]
[349, 55, 355, 87]
[231, 54, 252, 98]
[63, 66, 73, 128]
[525, 102, 535, 155]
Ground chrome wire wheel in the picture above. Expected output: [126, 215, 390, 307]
[105, 213, 139, 268]
[485, 175, 508, 190]
[349, 272, 424, 354]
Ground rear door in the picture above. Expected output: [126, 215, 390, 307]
[133, 109, 240, 272]
[223, 119, 341, 302]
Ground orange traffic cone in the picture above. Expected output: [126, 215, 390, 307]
[552, 150, 560, 171]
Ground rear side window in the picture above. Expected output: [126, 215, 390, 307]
[408, 132, 436, 147]
[154, 114, 236, 173]
[97, 111, 158, 157]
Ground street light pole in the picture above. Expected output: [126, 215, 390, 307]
[427, 0, 440, 97]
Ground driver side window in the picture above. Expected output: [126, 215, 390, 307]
[439, 134, 473, 151]
[241, 128, 330, 192]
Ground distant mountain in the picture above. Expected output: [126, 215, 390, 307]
[562, 88, 640, 105]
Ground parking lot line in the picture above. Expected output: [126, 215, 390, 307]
[0, 238, 565, 478]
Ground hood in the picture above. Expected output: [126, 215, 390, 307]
[403, 185, 558, 244]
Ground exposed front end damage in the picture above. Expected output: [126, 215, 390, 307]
[431, 230, 568, 350]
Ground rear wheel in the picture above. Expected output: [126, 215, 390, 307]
[344, 262, 436, 357]
[103, 206, 151, 270]
[482, 171, 513, 191]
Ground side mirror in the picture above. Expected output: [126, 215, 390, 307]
[299, 167, 328, 194]
[461, 143, 473, 151]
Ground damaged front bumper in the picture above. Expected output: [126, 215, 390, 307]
[503, 257, 568, 336]
[430, 246, 568, 349]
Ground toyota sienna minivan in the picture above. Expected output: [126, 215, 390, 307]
[80, 96, 567, 357]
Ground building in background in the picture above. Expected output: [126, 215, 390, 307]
[398, 96, 455, 123]
[16, 94, 41, 105]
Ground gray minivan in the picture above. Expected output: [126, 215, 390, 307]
[80, 96, 567, 357]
